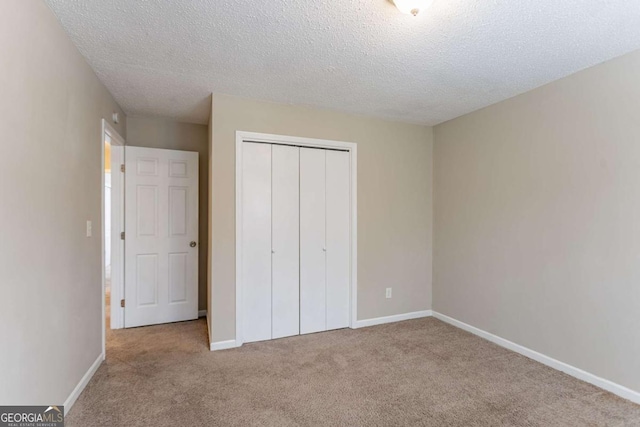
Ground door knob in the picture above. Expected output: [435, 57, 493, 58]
[190, 241, 197, 248]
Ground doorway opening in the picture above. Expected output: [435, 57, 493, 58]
[102, 119, 125, 357]
[105, 136, 111, 324]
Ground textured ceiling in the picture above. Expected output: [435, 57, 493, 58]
[44, 0, 640, 126]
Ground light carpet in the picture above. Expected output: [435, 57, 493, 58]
[67, 317, 640, 426]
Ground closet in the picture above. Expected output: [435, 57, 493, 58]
[241, 141, 350, 343]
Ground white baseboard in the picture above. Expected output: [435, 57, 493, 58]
[64, 353, 104, 415]
[352, 310, 433, 329]
[198, 309, 206, 318]
[210, 339, 238, 351]
[432, 311, 640, 405]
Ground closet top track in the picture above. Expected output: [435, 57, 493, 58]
[243, 140, 349, 152]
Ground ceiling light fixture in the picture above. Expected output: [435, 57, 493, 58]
[392, 0, 433, 16]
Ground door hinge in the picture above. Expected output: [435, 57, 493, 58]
[120, 231, 125, 240]
[120, 164, 125, 173]
[120, 299, 125, 308]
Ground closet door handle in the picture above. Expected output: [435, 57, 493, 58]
[271, 249, 275, 254]
[322, 247, 327, 252]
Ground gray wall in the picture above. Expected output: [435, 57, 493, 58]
[209, 94, 433, 343]
[126, 117, 209, 311]
[0, 0, 126, 404]
[434, 49, 640, 392]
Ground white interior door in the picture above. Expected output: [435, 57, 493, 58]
[326, 150, 351, 330]
[124, 146, 199, 328]
[241, 142, 272, 342]
[300, 148, 327, 334]
[271, 145, 300, 339]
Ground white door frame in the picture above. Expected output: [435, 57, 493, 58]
[235, 131, 358, 347]
[101, 119, 125, 356]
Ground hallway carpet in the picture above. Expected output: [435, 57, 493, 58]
[67, 318, 640, 426]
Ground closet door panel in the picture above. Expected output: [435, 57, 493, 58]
[242, 143, 272, 343]
[326, 150, 351, 330]
[271, 145, 300, 339]
[300, 148, 327, 334]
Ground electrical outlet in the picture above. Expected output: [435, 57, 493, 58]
[386, 287, 392, 299]
[86, 220, 92, 237]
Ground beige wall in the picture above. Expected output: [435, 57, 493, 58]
[126, 117, 209, 311]
[434, 49, 640, 392]
[210, 94, 433, 342]
[0, 1, 126, 404]
[207, 102, 214, 336]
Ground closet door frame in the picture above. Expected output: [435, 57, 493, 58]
[235, 131, 357, 347]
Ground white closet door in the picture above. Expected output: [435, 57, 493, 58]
[271, 145, 300, 339]
[242, 142, 272, 343]
[300, 148, 327, 334]
[326, 150, 351, 330]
